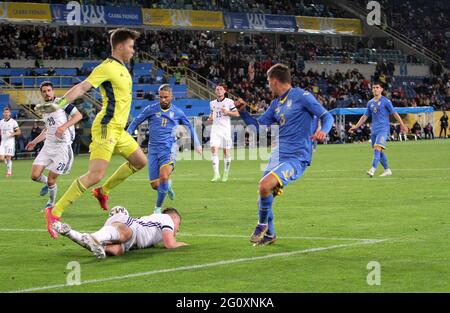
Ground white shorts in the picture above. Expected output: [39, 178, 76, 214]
[33, 143, 74, 175]
[0, 142, 15, 156]
[104, 213, 137, 252]
[210, 130, 232, 149]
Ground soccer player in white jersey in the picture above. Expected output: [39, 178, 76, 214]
[0, 107, 21, 177]
[208, 85, 239, 182]
[26, 81, 82, 208]
[53, 207, 187, 258]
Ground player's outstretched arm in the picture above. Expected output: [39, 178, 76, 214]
[36, 81, 93, 113]
[179, 112, 202, 154]
[221, 107, 240, 117]
[162, 231, 188, 249]
[349, 115, 368, 133]
[55, 107, 83, 139]
[25, 128, 47, 151]
[312, 112, 334, 142]
[393, 112, 408, 133]
[235, 98, 276, 130]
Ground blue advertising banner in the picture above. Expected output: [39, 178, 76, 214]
[223, 12, 250, 30]
[265, 14, 296, 32]
[51, 2, 141, 26]
[105, 6, 141, 25]
[224, 12, 296, 32]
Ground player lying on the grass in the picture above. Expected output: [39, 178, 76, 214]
[349, 81, 408, 178]
[27, 81, 82, 208]
[234, 64, 334, 246]
[127, 84, 202, 214]
[53, 206, 187, 259]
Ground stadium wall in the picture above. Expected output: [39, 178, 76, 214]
[1, 59, 430, 79]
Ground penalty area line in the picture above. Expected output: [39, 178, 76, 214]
[8, 239, 386, 293]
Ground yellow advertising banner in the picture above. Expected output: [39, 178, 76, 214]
[0, 2, 51, 21]
[142, 8, 223, 28]
[296, 16, 362, 35]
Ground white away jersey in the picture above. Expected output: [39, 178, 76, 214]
[42, 105, 76, 145]
[0, 118, 19, 145]
[129, 213, 175, 249]
[210, 97, 236, 131]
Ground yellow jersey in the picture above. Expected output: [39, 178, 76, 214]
[86, 57, 132, 128]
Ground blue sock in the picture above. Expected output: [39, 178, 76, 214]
[156, 181, 169, 208]
[380, 151, 389, 169]
[267, 208, 275, 236]
[372, 150, 381, 169]
[258, 195, 273, 224]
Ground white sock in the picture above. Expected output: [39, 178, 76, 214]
[6, 160, 12, 172]
[91, 225, 120, 243]
[224, 156, 232, 174]
[212, 154, 219, 176]
[37, 174, 48, 184]
[66, 229, 90, 251]
[68, 229, 83, 242]
[48, 184, 57, 205]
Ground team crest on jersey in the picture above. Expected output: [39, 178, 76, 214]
[169, 111, 174, 119]
[156, 112, 161, 118]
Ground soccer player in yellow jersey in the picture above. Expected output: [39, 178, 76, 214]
[39, 28, 147, 239]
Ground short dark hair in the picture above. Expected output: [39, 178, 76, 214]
[109, 28, 140, 49]
[372, 81, 384, 88]
[267, 64, 291, 84]
[3, 106, 10, 112]
[162, 207, 181, 219]
[39, 81, 53, 91]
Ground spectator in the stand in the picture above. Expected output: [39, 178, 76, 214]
[412, 121, 422, 139]
[17, 109, 27, 120]
[423, 122, 434, 139]
[387, 61, 395, 77]
[439, 112, 448, 138]
[47, 67, 56, 76]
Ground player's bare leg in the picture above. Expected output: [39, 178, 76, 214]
[5, 155, 12, 176]
[210, 146, 220, 182]
[30, 164, 49, 197]
[222, 148, 231, 182]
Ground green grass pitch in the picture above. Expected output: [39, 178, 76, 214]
[1, 139, 449, 292]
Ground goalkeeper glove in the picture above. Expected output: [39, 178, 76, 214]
[35, 97, 68, 113]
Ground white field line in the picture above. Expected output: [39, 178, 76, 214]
[7, 239, 386, 293]
[0, 228, 384, 242]
[0, 167, 449, 184]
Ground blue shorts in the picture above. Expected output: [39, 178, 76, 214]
[263, 154, 308, 189]
[148, 145, 177, 182]
[371, 132, 388, 149]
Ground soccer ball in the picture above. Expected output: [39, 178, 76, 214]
[109, 206, 129, 217]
